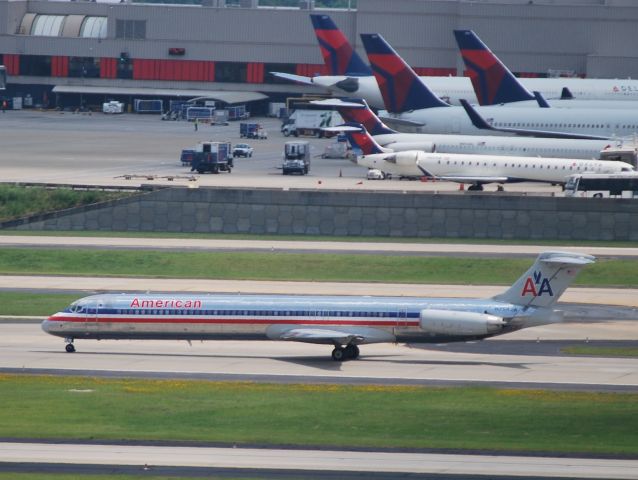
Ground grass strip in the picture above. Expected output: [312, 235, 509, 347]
[562, 346, 638, 357]
[0, 186, 130, 223]
[0, 249, 634, 287]
[0, 292, 78, 316]
[2, 229, 638, 247]
[0, 375, 637, 455]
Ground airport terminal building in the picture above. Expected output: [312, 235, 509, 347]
[1, 0, 638, 111]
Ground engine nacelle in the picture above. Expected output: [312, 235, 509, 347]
[420, 309, 505, 336]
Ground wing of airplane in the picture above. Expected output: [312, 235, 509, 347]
[265, 324, 395, 345]
[278, 327, 364, 344]
[269, 72, 316, 86]
[435, 175, 510, 183]
[459, 99, 610, 140]
[378, 115, 425, 128]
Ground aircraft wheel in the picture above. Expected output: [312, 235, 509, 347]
[331, 347, 345, 362]
[65, 343, 76, 353]
[345, 344, 359, 360]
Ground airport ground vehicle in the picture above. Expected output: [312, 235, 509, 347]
[233, 143, 253, 158]
[282, 141, 311, 175]
[281, 110, 342, 137]
[366, 169, 385, 180]
[44, 252, 594, 361]
[190, 141, 233, 174]
[240, 122, 267, 139]
[102, 101, 124, 114]
[564, 173, 638, 198]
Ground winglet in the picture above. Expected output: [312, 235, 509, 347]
[454, 29, 536, 106]
[533, 91, 551, 108]
[459, 99, 496, 131]
[360, 33, 450, 113]
[310, 14, 372, 76]
[560, 87, 574, 100]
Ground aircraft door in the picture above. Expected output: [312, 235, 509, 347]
[84, 298, 102, 332]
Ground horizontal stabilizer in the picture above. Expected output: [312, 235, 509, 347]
[311, 98, 366, 108]
[269, 72, 316, 86]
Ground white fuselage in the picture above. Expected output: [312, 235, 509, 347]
[43, 293, 537, 344]
[372, 132, 617, 160]
[311, 75, 638, 109]
[357, 151, 634, 182]
[380, 105, 638, 138]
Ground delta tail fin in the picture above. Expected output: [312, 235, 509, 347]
[454, 30, 536, 106]
[310, 14, 372, 76]
[494, 251, 595, 308]
[312, 98, 396, 135]
[360, 33, 450, 113]
[341, 122, 392, 155]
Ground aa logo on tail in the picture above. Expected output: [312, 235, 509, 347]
[521, 271, 554, 297]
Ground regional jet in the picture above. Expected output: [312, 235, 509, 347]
[44, 252, 594, 361]
[314, 98, 622, 160]
[271, 14, 638, 109]
[342, 122, 633, 189]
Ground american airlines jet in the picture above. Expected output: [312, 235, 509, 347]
[314, 98, 620, 160]
[361, 33, 638, 140]
[342, 123, 633, 189]
[271, 14, 638, 109]
[44, 252, 594, 361]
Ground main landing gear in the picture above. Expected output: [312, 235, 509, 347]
[64, 338, 75, 353]
[331, 344, 360, 362]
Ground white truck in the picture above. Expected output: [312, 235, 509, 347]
[281, 110, 343, 137]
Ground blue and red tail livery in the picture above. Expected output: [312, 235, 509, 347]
[521, 270, 554, 298]
[310, 14, 372, 76]
[360, 33, 449, 113]
[341, 122, 387, 155]
[454, 30, 535, 106]
[335, 98, 396, 135]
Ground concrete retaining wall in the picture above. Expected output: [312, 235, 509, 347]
[11, 187, 638, 241]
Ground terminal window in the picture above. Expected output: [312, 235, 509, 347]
[115, 20, 146, 40]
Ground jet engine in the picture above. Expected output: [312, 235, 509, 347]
[420, 309, 505, 336]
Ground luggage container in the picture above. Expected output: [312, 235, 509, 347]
[134, 99, 163, 114]
[186, 106, 215, 122]
[227, 105, 248, 121]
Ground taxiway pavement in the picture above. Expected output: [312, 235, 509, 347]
[2, 234, 637, 258]
[3, 323, 637, 391]
[1, 442, 637, 479]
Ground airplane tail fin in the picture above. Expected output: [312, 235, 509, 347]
[360, 33, 450, 113]
[494, 251, 595, 308]
[310, 14, 372, 76]
[454, 30, 536, 106]
[341, 122, 391, 154]
[337, 98, 397, 135]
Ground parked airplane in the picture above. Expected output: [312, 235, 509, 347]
[314, 98, 621, 160]
[44, 252, 594, 361]
[454, 29, 638, 110]
[342, 122, 633, 188]
[361, 33, 638, 140]
[271, 14, 638, 109]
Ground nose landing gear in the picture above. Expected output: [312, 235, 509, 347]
[64, 338, 75, 353]
[331, 344, 360, 362]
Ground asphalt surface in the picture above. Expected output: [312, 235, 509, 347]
[2, 442, 637, 479]
[0, 110, 565, 193]
[2, 235, 638, 259]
